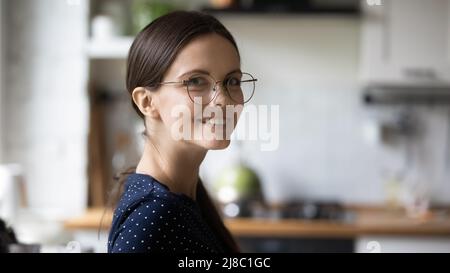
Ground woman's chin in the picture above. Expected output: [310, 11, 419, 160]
[198, 138, 230, 150]
[195, 123, 234, 150]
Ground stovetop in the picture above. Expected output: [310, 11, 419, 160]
[249, 201, 355, 223]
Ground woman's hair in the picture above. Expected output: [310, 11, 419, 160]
[127, 10, 240, 118]
[114, 11, 240, 253]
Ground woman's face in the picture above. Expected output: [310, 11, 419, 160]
[153, 33, 242, 150]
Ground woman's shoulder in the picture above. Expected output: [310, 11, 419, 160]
[115, 191, 185, 230]
[116, 173, 182, 214]
[112, 173, 196, 226]
[121, 173, 197, 209]
[124, 173, 168, 198]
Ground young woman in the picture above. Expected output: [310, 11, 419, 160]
[107, 11, 256, 253]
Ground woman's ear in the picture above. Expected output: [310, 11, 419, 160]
[131, 87, 160, 119]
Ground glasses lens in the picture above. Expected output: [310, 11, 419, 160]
[186, 74, 214, 105]
[226, 73, 255, 104]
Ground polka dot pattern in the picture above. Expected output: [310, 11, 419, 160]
[107, 173, 225, 253]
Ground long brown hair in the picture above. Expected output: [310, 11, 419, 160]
[116, 11, 240, 253]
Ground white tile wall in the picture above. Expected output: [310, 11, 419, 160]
[2, 0, 89, 219]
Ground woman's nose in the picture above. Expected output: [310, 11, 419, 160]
[211, 82, 231, 106]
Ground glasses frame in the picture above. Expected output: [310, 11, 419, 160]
[156, 72, 257, 105]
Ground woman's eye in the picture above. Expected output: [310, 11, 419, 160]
[187, 77, 207, 87]
[227, 77, 241, 86]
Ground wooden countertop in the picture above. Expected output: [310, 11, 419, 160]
[64, 207, 450, 238]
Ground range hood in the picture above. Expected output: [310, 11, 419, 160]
[363, 83, 450, 105]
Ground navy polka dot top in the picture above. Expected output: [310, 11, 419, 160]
[107, 173, 226, 253]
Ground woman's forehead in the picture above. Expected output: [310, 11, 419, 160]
[166, 33, 240, 79]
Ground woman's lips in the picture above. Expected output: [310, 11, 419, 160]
[207, 118, 225, 125]
[194, 118, 235, 126]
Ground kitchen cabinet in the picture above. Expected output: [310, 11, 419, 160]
[360, 0, 450, 84]
[238, 237, 353, 253]
[356, 236, 450, 253]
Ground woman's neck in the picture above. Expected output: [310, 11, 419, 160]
[136, 137, 207, 200]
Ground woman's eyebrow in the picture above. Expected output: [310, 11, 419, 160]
[177, 69, 210, 78]
[225, 69, 242, 76]
[177, 68, 242, 79]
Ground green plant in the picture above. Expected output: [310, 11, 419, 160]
[131, 0, 177, 34]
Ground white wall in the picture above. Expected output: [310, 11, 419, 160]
[3, 0, 89, 219]
[200, 15, 450, 205]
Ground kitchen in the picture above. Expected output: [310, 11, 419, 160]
[1, 0, 450, 254]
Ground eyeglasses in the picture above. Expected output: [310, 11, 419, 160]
[157, 72, 257, 105]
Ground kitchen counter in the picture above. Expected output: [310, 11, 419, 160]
[64, 207, 450, 238]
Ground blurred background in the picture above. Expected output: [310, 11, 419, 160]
[1, 0, 450, 253]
